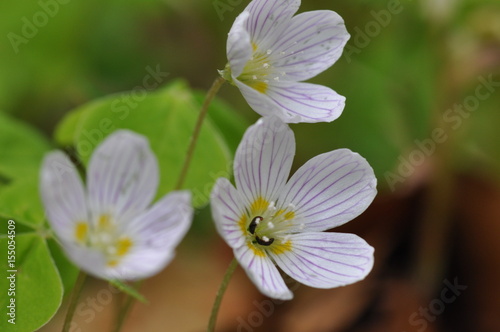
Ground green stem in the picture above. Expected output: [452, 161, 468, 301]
[62, 271, 87, 332]
[113, 281, 142, 332]
[207, 258, 238, 332]
[175, 76, 226, 190]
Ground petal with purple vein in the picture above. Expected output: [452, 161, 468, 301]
[271, 10, 350, 82]
[211, 178, 248, 248]
[271, 232, 374, 288]
[227, 12, 253, 78]
[40, 151, 89, 241]
[244, 0, 300, 50]
[235, 243, 293, 300]
[265, 82, 345, 123]
[281, 149, 377, 231]
[87, 130, 159, 224]
[234, 116, 295, 208]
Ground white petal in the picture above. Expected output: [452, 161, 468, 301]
[40, 151, 88, 240]
[271, 10, 350, 81]
[244, 0, 300, 50]
[118, 191, 193, 279]
[234, 79, 277, 118]
[87, 130, 159, 224]
[270, 232, 374, 288]
[234, 116, 295, 208]
[126, 191, 193, 252]
[235, 244, 293, 300]
[110, 247, 176, 280]
[58, 241, 111, 279]
[210, 178, 247, 248]
[281, 149, 377, 231]
[59, 240, 174, 281]
[227, 11, 252, 78]
[265, 82, 345, 123]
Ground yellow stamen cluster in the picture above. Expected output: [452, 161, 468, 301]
[73, 214, 134, 267]
[237, 42, 280, 94]
[242, 196, 299, 256]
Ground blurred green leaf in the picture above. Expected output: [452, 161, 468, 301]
[293, 60, 408, 189]
[46, 239, 79, 295]
[0, 234, 63, 332]
[0, 112, 51, 182]
[454, 77, 500, 182]
[0, 176, 45, 229]
[55, 80, 232, 207]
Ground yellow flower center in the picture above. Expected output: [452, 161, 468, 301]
[240, 196, 300, 256]
[237, 42, 285, 94]
[73, 214, 134, 267]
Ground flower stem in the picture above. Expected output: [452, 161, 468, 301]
[62, 271, 87, 332]
[207, 258, 238, 332]
[113, 281, 142, 332]
[175, 76, 226, 190]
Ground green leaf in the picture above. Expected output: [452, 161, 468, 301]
[108, 280, 147, 303]
[0, 234, 63, 332]
[0, 176, 45, 229]
[54, 80, 232, 207]
[46, 239, 79, 295]
[0, 112, 51, 182]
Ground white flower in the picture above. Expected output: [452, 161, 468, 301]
[223, 0, 350, 124]
[211, 117, 376, 300]
[40, 130, 193, 280]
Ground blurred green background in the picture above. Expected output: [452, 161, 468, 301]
[1, 0, 500, 331]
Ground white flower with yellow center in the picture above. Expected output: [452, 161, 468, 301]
[211, 117, 376, 299]
[223, 0, 350, 123]
[40, 130, 193, 280]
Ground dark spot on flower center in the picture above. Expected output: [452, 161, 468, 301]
[248, 216, 263, 234]
[249, 216, 275, 246]
[255, 235, 275, 246]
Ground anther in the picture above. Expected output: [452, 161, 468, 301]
[256, 235, 275, 246]
[248, 216, 263, 234]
